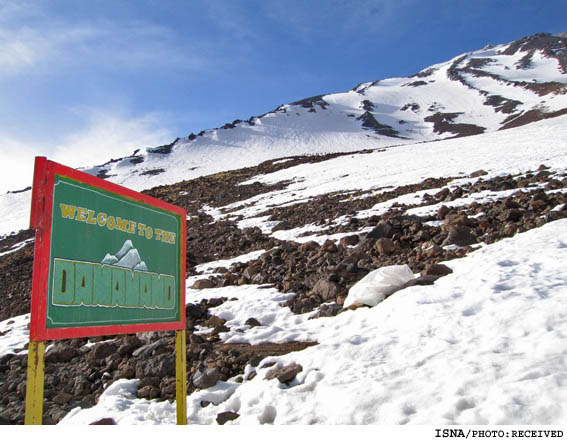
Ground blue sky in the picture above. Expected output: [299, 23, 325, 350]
[1, 0, 566, 193]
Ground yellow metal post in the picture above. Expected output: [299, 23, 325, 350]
[175, 330, 187, 425]
[24, 340, 45, 425]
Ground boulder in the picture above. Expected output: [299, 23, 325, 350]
[45, 344, 79, 363]
[216, 411, 239, 425]
[192, 367, 220, 389]
[374, 237, 395, 255]
[89, 418, 116, 425]
[442, 225, 477, 247]
[192, 279, 215, 289]
[265, 363, 303, 384]
[339, 235, 359, 247]
[135, 354, 175, 378]
[367, 221, 395, 239]
[245, 318, 262, 327]
[311, 279, 340, 301]
[421, 263, 453, 277]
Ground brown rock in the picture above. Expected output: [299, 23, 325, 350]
[339, 235, 359, 247]
[245, 318, 262, 327]
[374, 237, 395, 255]
[435, 188, 450, 201]
[243, 265, 260, 280]
[204, 315, 226, 328]
[52, 392, 72, 405]
[216, 411, 239, 425]
[299, 241, 319, 253]
[311, 279, 340, 301]
[422, 263, 453, 277]
[500, 208, 524, 223]
[320, 240, 338, 253]
[437, 205, 451, 219]
[91, 340, 118, 360]
[44, 344, 79, 363]
[192, 279, 216, 289]
[470, 169, 488, 178]
[443, 225, 477, 247]
[90, 418, 117, 425]
[137, 385, 160, 399]
[503, 222, 519, 237]
[265, 363, 303, 383]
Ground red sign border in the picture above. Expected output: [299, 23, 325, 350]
[29, 157, 187, 341]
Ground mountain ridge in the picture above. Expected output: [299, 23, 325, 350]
[76, 32, 567, 193]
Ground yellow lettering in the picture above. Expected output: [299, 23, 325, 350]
[115, 217, 128, 232]
[76, 207, 88, 222]
[60, 203, 77, 220]
[155, 229, 163, 241]
[86, 210, 97, 225]
[57, 203, 174, 245]
[97, 212, 107, 227]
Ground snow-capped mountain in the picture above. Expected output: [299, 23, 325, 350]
[1, 33, 567, 238]
[82, 33, 567, 192]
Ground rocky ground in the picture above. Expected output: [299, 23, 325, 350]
[0, 150, 566, 424]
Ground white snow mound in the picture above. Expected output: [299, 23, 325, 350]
[344, 264, 415, 308]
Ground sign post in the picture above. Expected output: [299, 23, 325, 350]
[25, 157, 187, 424]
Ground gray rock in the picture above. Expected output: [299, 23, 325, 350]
[311, 279, 340, 301]
[135, 353, 175, 378]
[367, 221, 395, 239]
[132, 338, 169, 358]
[192, 367, 220, 389]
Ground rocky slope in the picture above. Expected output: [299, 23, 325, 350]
[0, 145, 566, 423]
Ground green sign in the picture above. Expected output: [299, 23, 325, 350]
[46, 175, 182, 328]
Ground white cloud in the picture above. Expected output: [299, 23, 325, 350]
[51, 110, 174, 168]
[0, 19, 211, 76]
[0, 110, 175, 194]
[0, 136, 38, 194]
[0, 27, 49, 73]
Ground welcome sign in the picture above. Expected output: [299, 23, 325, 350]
[29, 158, 186, 340]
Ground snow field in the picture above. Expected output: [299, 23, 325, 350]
[202, 115, 567, 243]
[57, 219, 567, 424]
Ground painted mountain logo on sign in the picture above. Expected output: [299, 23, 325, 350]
[101, 240, 148, 271]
